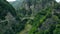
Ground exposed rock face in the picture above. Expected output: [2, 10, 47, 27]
[22, 0, 57, 16]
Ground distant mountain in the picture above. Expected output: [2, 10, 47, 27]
[9, 0, 24, 9]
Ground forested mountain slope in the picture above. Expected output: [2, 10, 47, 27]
[28, 0, 60, 34]
[0, 0, 60, 34]
[18, 0, 60, 34]
[0, 0, 28, 34]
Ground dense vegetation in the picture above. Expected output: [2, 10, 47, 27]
[0, 0, 60, 34]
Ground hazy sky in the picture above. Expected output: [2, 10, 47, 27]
[7, 0, 60, 2]
[56, 0, 60, 2]
[7, 0, 16, 2]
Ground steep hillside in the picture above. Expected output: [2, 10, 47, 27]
[17, 0, 60, 34]
[0, 0, 60, 34]
[0, 0, 28, 34]
[28, 0, 60, 34]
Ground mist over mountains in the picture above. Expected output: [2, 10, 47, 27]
[9, 0, 24, 9]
